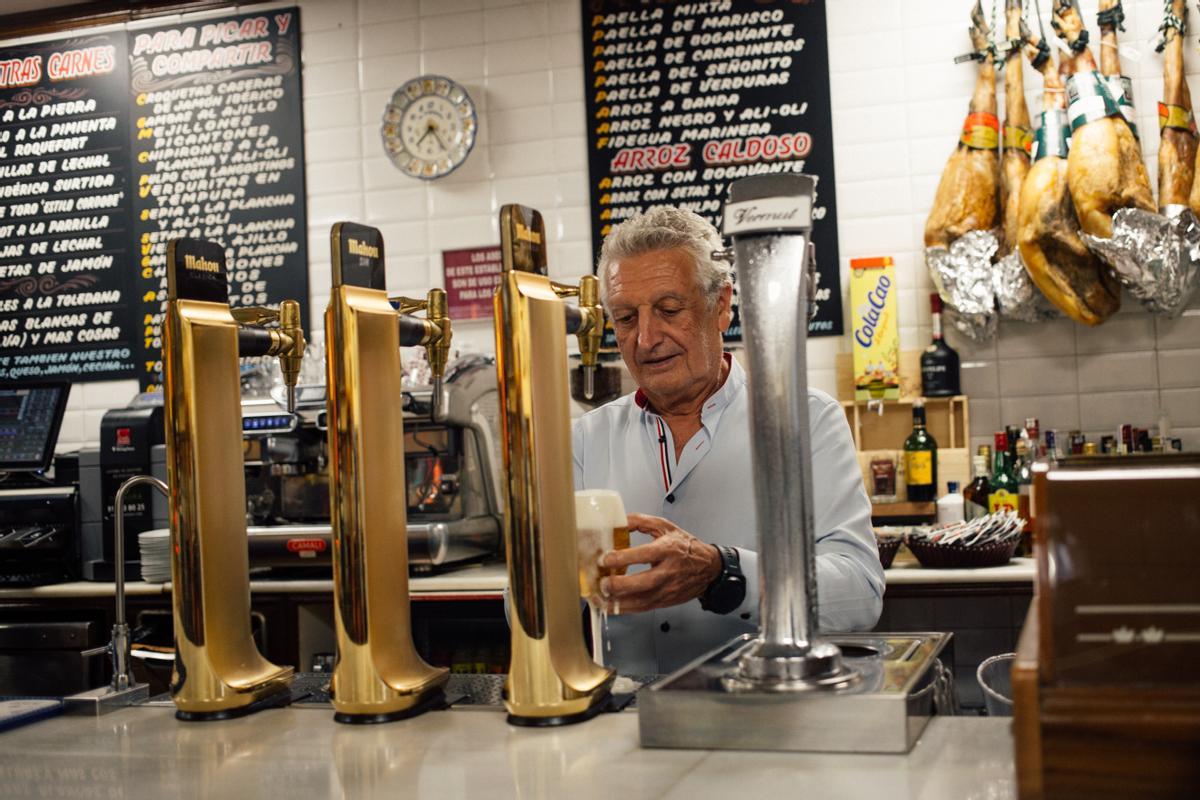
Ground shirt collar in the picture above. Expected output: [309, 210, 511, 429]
[634, 352, 744, 426]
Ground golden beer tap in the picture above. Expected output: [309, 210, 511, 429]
[163, 238, 296, 720]
[230, 300, 306, 412]
[325, 222, 449, 723]
[390, 288, 451, 418]
[550, 275, 602, 400]
[494, 204, 614, 726]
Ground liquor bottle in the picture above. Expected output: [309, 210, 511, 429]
[963, 454, 991, 520]
[988, 431, 1019, 513]
[903, 402, 938, 502]
[921, 294, 961, 397]
[1024, 417, 1041, 458]
[937, 481, 965, 523]
[1015, 438, 1033, 520]
[1044, 430, 1059, 463]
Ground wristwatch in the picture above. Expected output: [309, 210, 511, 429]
[699, 544, 746, 615]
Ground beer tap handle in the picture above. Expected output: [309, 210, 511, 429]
[277, 300, 304, 413]
[230, 306, 280, 326]
[392, 290, 452, 419]
[576, 275, 602, 400]
[425, 288, 450, 420]
[230, 301, 305, 413]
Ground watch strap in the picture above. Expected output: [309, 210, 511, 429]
[699, 544, 746, 615]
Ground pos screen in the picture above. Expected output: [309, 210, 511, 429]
[0, 383, 70, 472]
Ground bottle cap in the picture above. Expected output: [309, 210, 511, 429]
[929, 293, 944, 314]
[947, 481, 959, 493]
[994, 431, 1008, 450]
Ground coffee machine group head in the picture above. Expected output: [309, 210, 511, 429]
[324, 222, 450, 723]
[493, 204, 613, 725]
[162, 238, 298, 720]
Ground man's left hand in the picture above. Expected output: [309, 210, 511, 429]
[598, 513, 722, 614]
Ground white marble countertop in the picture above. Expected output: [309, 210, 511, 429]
[0, 706, 1015, 799]
[884, 557, 1035, 585]
[0, 559, 1034, 600]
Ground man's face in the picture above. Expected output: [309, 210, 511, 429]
[606, 248, 732, 409]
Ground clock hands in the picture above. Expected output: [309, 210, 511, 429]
[414, 119, 451, 153]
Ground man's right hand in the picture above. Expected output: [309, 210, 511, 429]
[599, 513, 722, 614]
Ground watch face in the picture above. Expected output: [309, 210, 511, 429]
[382, 75, 477, 180]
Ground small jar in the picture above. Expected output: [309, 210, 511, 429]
[870, 456, 897, 503]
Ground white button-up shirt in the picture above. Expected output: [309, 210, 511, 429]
[572, 353, 884, 675]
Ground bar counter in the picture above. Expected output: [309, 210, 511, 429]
[0, 558, 1037, 600]
[0, 705, 1015, 799]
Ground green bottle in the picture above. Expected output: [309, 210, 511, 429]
[904, 402, 938, 502]
[988, 431, 1019, 513]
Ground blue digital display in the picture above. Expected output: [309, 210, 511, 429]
[242, 414, 296, 433]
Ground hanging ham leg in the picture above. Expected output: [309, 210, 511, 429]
[1053, 0, 1154, 238]
[925, 1, 999, 248]
[1017, 22, 1121, 325]
[1162, 0, 1197, 209]
[999, 0, 1031, 256]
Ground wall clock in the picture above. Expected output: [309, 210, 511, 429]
[382, 75, 477, 180]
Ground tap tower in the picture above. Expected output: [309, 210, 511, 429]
[163, 238, 302, 720]
[324, 222, 451, 723]
[493, 204, 612, 726]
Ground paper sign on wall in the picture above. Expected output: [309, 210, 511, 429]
[442, 246, 501, 320]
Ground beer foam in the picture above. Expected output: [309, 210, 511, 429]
[574, 489, 626, 532]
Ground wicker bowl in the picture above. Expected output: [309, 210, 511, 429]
[876, 536, 903, 569]
[905, 538, 1019, 569]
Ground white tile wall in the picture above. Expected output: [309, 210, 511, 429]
[43, 0, 1200, 456]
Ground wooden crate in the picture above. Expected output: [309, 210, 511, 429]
[855, 446, 970, 501]
[842, 396, 969, 451]
[840, 394, 971, 502]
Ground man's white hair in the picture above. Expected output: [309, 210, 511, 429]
[597, 206, 730, 310]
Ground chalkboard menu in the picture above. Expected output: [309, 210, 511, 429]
[0, 32, 137, 382]
[0, 7, 308, 388]
[129, 9, 308, 390]
[582, 0, 843, 339]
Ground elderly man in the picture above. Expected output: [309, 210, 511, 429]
[573, 206, 884, 675]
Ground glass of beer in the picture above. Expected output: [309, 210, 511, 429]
[574, 489, 629, 609]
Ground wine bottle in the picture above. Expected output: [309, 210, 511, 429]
[920, 294, 961, 397]
[904, 402, 938, 502]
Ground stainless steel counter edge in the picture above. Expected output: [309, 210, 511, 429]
[0, 559, 1036, 599]
[0, 708, 1017, 799]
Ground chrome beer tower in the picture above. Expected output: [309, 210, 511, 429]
[324, 222, 451, 723]
[638, 175, 950, 753]
[163, 238, 302, 720]
[493, 204, 614, 725]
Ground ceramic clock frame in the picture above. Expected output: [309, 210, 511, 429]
[382, 75, 477, 180]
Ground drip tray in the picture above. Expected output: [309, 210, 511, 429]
[638, 632, 952, 754]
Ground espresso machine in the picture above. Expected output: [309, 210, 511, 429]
[637, 175, 950, 753]
[161, 237, 302, 720]
[231, 362, 503, 575]
[493, 204, 615, 726]
[1013, 454, 1200, 798]
[322, 220, 450, 723]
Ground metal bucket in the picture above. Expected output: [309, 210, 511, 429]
[976, 653, 1015, 717]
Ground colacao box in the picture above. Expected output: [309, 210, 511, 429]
[850, 256, 899, 402]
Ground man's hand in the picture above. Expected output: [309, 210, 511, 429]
[599, 513, 722, 614]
